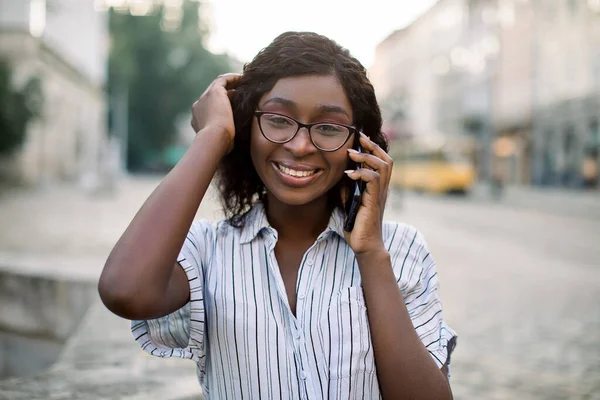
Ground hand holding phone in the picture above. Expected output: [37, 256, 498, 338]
[344, 143, 364, 232]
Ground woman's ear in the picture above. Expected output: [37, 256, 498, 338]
[340, 184, 350, 209]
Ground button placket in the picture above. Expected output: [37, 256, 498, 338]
[295, 252, 311, 314]
[296, 243, 319, 304]
[293, 345, 306, 391]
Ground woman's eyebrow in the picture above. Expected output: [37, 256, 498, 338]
[261, 97, 350, 119]
[316, 104, 350, 118]
[261, 97, 296, 108]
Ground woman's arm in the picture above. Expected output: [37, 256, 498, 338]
[98, 74, 241, 321]
[357, 250, 452, 400]
[345, 133, 452, 399]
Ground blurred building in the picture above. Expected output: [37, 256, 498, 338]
[530, 0, 600, 188]
[0, 0, 108, 185]
[490, 0, 534, 184]
[370, 1, 464, 139]
[371, 0, 600, 188]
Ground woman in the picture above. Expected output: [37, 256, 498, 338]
[99, 31, 457, 399]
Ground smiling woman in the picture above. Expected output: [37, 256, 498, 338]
[248, 75, 357, 206]
[98, 31, 457, 400]
[219, 33, 386, 226]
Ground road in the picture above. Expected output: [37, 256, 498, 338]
[386, 190, 600, 400]
[0, 178, 598, 399]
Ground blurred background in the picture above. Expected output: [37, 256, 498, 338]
[0, 0, 598, 399]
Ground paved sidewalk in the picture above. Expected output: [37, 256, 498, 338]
[0, 175, 222, 279]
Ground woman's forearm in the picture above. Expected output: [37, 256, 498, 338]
[357, 250, 452, 400]
[99, 127, 229, 318]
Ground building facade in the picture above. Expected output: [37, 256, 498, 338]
[0, 0, 109, 186]
[370, 0, 468, 139]
[530, 0, 600, 188]
[371, 0, 600, 188]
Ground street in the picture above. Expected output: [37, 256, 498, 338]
[0, 178, 598, 399]
[387, 191, 600, 400]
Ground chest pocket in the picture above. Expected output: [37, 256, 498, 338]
[320, 286, 376, 379]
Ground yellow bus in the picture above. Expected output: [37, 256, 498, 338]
[390, 134, 477, 194]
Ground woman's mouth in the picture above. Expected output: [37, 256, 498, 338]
[272, 162, 322, 187]
[274, 163, 317, 177]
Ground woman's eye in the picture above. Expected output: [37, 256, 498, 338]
[315, 124, 345, 135]
[266, 116, 292, 125]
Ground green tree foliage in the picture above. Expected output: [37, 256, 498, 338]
[0, 60, 42, 155]
[108, 1, 231, 170]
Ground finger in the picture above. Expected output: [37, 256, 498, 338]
[348, 149, 391, 198]
[214, 73, 243, 90]
[348, 146, 391, 211]
[359, 132, 393, 163]
[347, 149, 388, 173]
[357, 132, 377, 153]
[344, 168, 381, 201]
[191, 101, 199, 132]
[359, 132, 393, 182]
[227, 89, 236, 101]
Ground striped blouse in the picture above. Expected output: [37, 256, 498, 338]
[131, 203, 457, 399]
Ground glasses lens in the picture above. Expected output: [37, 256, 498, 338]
[311, 123, 351, 150]
[260, 113, 298, 143]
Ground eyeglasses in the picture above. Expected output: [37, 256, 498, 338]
[254, 111, 357, 152]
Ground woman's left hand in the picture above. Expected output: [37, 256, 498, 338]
[343, 132, 393, 255]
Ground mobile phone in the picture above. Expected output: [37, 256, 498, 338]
[344, 141, 364, 232]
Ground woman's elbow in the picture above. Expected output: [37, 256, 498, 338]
[98, 264, 146, 319]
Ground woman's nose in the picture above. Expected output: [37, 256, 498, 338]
[282, 127, 317, 156]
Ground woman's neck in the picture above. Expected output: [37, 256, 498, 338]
[264, 194, 332, 242]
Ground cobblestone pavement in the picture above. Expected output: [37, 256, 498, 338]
[1, 177, 599, 399]
[386, 191, 600, 400]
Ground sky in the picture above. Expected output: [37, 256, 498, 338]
[204, 0, 437, 69]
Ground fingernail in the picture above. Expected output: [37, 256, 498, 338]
[347, 149, 359, 154]
[344, 170, 354, 174]
[360, 132, 368, 138]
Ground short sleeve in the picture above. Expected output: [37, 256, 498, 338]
[130, 219, 214, 371]
[384, 222, 457, 370]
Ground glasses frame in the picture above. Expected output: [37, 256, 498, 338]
[254, 111, 357, 152]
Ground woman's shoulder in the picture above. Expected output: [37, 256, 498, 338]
[189, 218, 238, 238]
[382, 220, 427, 251]
[191, 203, 265, 242]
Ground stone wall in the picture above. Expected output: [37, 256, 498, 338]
[0, 297, 202, 400]
[0, 264, 96, 378]
[0, 31, 107, 186]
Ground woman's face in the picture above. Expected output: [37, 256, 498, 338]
[250, 74, 354, 207]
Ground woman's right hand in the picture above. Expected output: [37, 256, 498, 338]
[191, 73, 242, 153]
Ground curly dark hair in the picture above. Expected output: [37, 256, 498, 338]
[216, 31, 387, 227]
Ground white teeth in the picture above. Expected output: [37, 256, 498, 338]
[275, 163, 316, 178]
